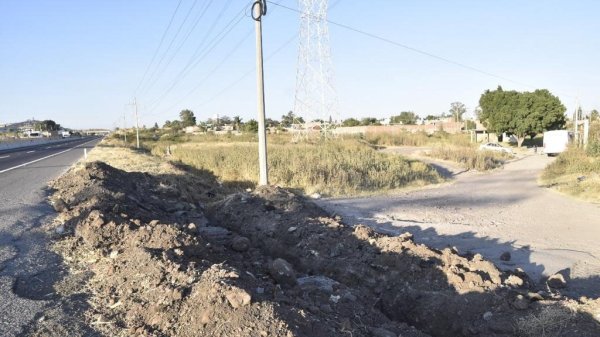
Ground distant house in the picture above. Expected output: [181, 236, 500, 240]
[184, 126, 201, 134]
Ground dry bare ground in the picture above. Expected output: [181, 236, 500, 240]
[24, 141, 600, 336]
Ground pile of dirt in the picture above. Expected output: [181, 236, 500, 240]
[43, 161, 599, 337]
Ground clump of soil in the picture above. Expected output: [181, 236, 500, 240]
[45, 161, 600, 337]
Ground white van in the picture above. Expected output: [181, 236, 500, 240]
[543, 130, 573, 156]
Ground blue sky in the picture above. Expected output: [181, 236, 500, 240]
[1, 0, 598, 129]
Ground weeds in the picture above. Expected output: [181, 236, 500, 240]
[427, 145, 510, 170]
[152, 139, 443, 196]
[363, 130, 472, 147]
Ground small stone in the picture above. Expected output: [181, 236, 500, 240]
[371, 327, 397, 337]
[256, 287, 264, 294]
[505, 275, 524, 287]
[310, 193, 321, 199]
[483, 311, 493, 321]
[472, 253, 484, 262]
[512, 294, 529, 310]
[500, 251, 511, 261]
[269, 258, 297, 286]
[329, 294, 341, 303]
[51, 197, 67, 212]
[109, 250, 119, 259]
[287, 226, 297, 233]
[527, 292, 544, 301]
[55, 225, 65, 235]
[199, 310, 211, 325]
[231, 236, 251, 252]
[225, 289, 252, 308]
[398, 232, 414, 242]
[187, 223, 197, 231]
[547, 273, 567, 289]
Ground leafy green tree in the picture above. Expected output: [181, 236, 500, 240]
[449, 102, 466, 122]
[360, 117, 380, 126]
[424, 115, 438, 121]
[153, 122, 159, 130]
[243, 119, 259, 133]
[232, 116, 242, 131]
[479, 86, 566, 147]
[342, 118, 360, 127]
[179, 109, 196, 127]
[35, 120, 60, 131]
[590, 109, 599, 122]
[390, 111, 418, 125]
[281, 111, 303, 127]
[265, 118, 280, 128]
[163, 120, 171, 128]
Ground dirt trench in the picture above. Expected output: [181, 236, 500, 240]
[37, 161, 600, 337]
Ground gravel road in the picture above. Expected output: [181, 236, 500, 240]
[0, 137, 101, 336]
[317, 153, 600, 298]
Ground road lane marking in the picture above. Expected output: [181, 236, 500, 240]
[0, 155, 9, 159]
[0, 138, 98, 174]
[26, 150, 36, 153]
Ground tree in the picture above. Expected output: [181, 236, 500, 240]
[232, 116, 242, 131]
[390, 111, 418, 125]
[35, 120, 60, 131]
[590, 109, 599, 122]
[163, 120, 171, 128]
[479, 86, 566, 147]
[342, 118, 360, 127]
[424, 115, 438, 121]
[280, 111, 304, 127]
[360, 117, 380, 126]
[153, 122, 159, 129]
[243, 119, 259, 133]
[449, 102, 466, 122]
[179, 109, 196, 127]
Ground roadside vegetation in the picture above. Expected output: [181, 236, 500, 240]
[540, 121, 600, 202]
[147, 137, 443, 196]
[428, 145, 511, 171]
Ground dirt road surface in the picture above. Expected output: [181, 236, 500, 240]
[317, 153, 600, 298]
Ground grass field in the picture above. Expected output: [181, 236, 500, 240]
[539, 121, 600, 202]
[147, 137, 443, 196]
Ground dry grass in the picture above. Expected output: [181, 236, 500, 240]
[150, 139, 443, 196]
[515, 305, 576, 337]
[427, 145, 511, 171]
[540, 147, 600, 202]
[363, 130, 472, 147]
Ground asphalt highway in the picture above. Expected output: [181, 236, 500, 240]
[0, 136, 102, 336]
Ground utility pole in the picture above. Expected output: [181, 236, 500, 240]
[127, 98, 141, 148]
[253, 0, 268, 186]
[123, 112, 127, 143]
[133, 97, 140, 149]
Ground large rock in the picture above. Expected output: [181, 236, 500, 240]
[269, 258, 297, 286]
[547, 273, 567, 289]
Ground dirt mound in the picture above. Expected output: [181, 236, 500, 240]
[45, 161, 600, 337]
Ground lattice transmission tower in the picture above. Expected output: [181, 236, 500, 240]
[293, 0, 339, 140]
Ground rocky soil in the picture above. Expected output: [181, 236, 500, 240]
[29, 158, 600, 337]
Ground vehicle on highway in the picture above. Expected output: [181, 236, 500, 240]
[61, 131, 71, 138]
[543, 130, 573, 156]
[478, 142, 513, 154]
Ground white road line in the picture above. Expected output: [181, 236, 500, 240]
[0, 139, 98, 174]
[26, 150, 36, 153]
[0, 155, 9, 159]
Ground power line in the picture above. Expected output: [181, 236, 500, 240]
[134, 0, 183, 96]
[139, 0, 200, 96]
[267, 1, 565, 94]
[144, 4, 247, 114]
[138, 0, 215, 97]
